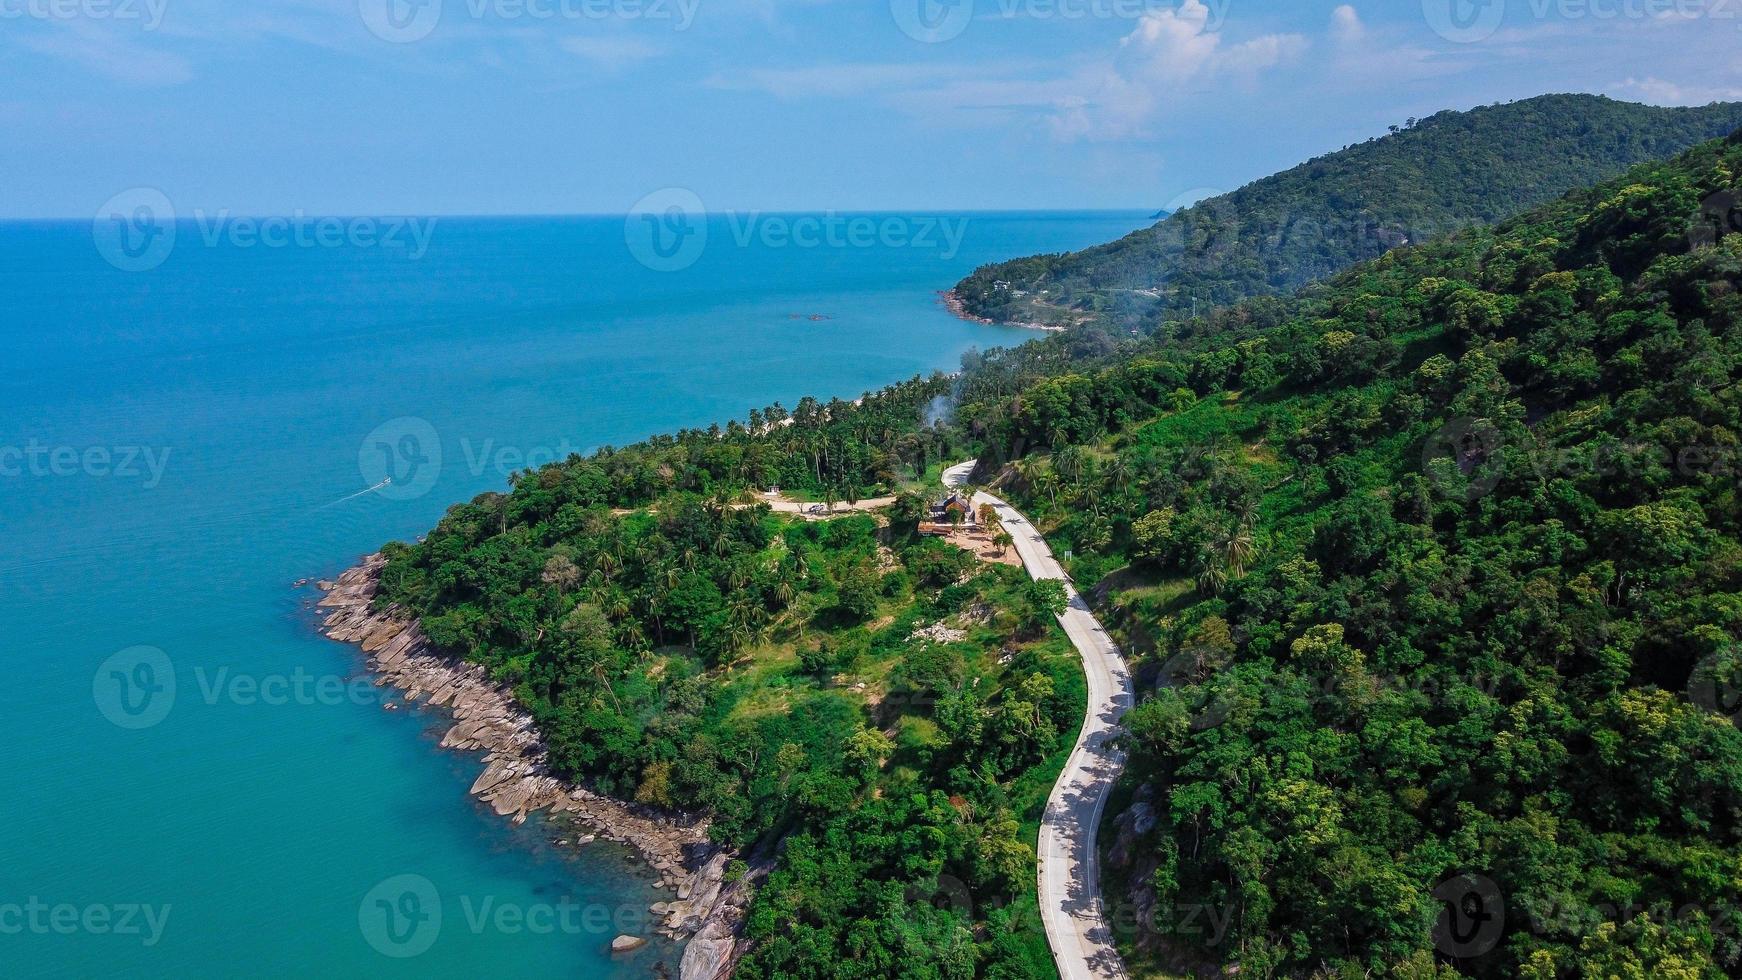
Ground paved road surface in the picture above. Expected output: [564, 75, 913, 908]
[943, 461, 1133, 980]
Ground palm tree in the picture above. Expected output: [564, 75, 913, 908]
[724, 620, 755, 662]
[616, 622, 650, 659]
[1056, 446, 1085, 489]
[575, 645, 621, 711]
[582, 571, 608, 603]
[994, 531, 1014, 557]
[1106, 455, 1131, 494]
[727, 563, 752, 592]
[1235, 497, 1259, 531]
[1221, 526, 1256, 579]
[1195, 543, 1228, 596]
[1035, 470, 1061, 507]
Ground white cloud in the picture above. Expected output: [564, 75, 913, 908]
[1608, 76, 1742, 107]
[1048, 1, 1305, 139]
[558, 36, 663, 71]
[1114, 1, 1305, 86]
[11, 20, 193, 87]
[704, 60, 1008, 100]
[1331, 4, 1364, 44]
[707, 3, 1308, 142]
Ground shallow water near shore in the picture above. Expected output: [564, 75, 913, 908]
[0, 210, 1148, 977]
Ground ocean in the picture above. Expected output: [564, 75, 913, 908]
[0, 209, 1150, 977]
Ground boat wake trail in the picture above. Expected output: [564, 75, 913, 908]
[320, 478, 393, 509]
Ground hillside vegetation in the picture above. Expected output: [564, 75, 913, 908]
[952, 95, 1742, 338]
[963, 131, 1742, 977]
[365, 117, 1742, 977]
[376, 479, 1082, 977]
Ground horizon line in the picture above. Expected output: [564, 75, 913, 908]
[1, 206, 1160, 223]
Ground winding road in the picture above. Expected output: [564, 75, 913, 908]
[942, 462, 1134, 980]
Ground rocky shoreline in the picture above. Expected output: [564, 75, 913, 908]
[937, 289, 1064, 333]
[315, 555, 749, 980]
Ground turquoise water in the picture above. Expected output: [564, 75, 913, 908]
[0, 210, 1150, 977]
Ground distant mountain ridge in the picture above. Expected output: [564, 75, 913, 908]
[951, 94, 1742, 333]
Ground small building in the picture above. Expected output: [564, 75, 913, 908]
[928, 493, 973, 525]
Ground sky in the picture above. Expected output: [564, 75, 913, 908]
[4, 0, 1741, 217]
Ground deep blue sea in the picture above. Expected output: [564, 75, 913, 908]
[0, 210, 1150, 977]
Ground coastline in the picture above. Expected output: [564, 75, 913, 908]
[316, 555, 749, 980]
[937, 289, 1065, 332]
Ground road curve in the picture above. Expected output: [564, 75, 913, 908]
[942, 462, 1134, 980]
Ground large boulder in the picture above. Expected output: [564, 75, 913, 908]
[679, 921, 734, 980]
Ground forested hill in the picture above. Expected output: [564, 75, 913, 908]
[951, 95, 1742, 335]
[965, 131, 1742, 976]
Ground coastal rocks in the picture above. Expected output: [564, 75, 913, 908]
[315, 555, 750, 962]
[680, 920, 735, 980]
[612, 934, 649, 954]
